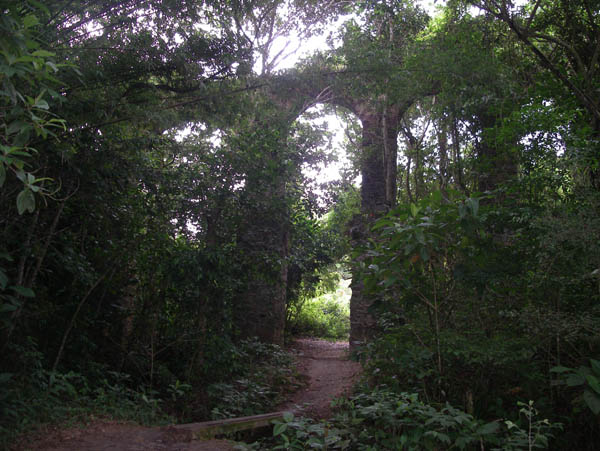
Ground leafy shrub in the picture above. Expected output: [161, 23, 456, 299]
[207, 338, 301, 420]
[0, 339, 173, 448]
[0, 337, 301, 448]
[551, 358, 600, 416]
[287, 276, 350, 340]
[265, 388, 561, 450]
[359, 320, 543, 418]
[208, 380, 278, 419]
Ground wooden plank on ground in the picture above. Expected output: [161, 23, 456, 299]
[172, 411, 288, 440]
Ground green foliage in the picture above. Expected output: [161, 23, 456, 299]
[357, 185, 600, 447]
[270, 412, 349, 450]
[0, 336, 300, 446]
[0, 1, 68, 212]
[264, 388, 560, 450]
[0, 338, 173, 448]
[322, 185, 360, 257]
[207, 338, 300, 420]
[208, 380, 277, 420]
[501, 401, 563, 451]
[0, 3, 335, 448]
[0, 253, 34, 329]
[551, 359, 600, 416]
[1, 1, 600, 450]
[287, 268, 350, 340]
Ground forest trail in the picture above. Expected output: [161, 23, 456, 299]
[276, 338, 361, 419]
[19, 339, 359, 450]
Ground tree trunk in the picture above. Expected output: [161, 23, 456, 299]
[359, 112, 388, 215]
[475, 111, 518, 193]
[236, 191, 289, 346]
[437, 123, 449, 200]
[349, 105, 402, 350]
[235, 116, 292, 346]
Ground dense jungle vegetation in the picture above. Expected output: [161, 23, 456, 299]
[1, 0, 599, 449]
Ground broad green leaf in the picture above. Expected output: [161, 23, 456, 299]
[566, 372, 585, 387]
[273, 422, 287, 436]
[307, 436, 324, 448]
[17, 188, 35, 214]
[282, 411, 294, 422]
[13, 128, 31, 147]
[583, 389, 600, 415]
[7, 150, 32, 157]
[590, 359, 600, 375]
[586, 374, 600, 395]
[10, 286, 35, 297]
[14, 55, 36, 64]
[25, 39, 39, 50]
[308, 424, 324, 433]
[476, 421, 500, 435]
[28, 0, 50, 14]
[23, 14, 40, 29]
[468, 197, 479, 216]
[436, 432, 451, 444]
[372, 219, 394, 230]
[46, 61, 58, 72]
[34, 99, 49, 110]
[455, 436, 473, 449]
[31, 50, 55, 58]
[410, 203, 418, 218]
[415, 229, 425, 244]
[47, 88, 60, 99]
[7, 121, 26, 135]
[0, 65, 17, 77]
[0, 303, 18, 313]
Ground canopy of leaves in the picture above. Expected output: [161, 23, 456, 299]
[1, 1, 600, 449]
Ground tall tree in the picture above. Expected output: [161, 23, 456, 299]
[465, 0, 600, 188]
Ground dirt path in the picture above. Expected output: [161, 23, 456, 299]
[15, 422, 235, 451]
[277, 338, 361, 419]
[17, 339, 360, 450]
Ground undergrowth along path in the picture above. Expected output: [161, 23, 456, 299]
[19, 338, 360, 450]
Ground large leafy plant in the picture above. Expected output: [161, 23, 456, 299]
[266, 388, 560, 450]
[359, 190, 484, 385]
[356, 190, 547, 417]
[1, 1, 68, 214]
[551, 359, 600, 416]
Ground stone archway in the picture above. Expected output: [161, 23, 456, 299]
[234, 70, 420, 348]
[284, 72, 417, 349]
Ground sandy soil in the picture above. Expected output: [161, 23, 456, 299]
[16, 338, 360, 450]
